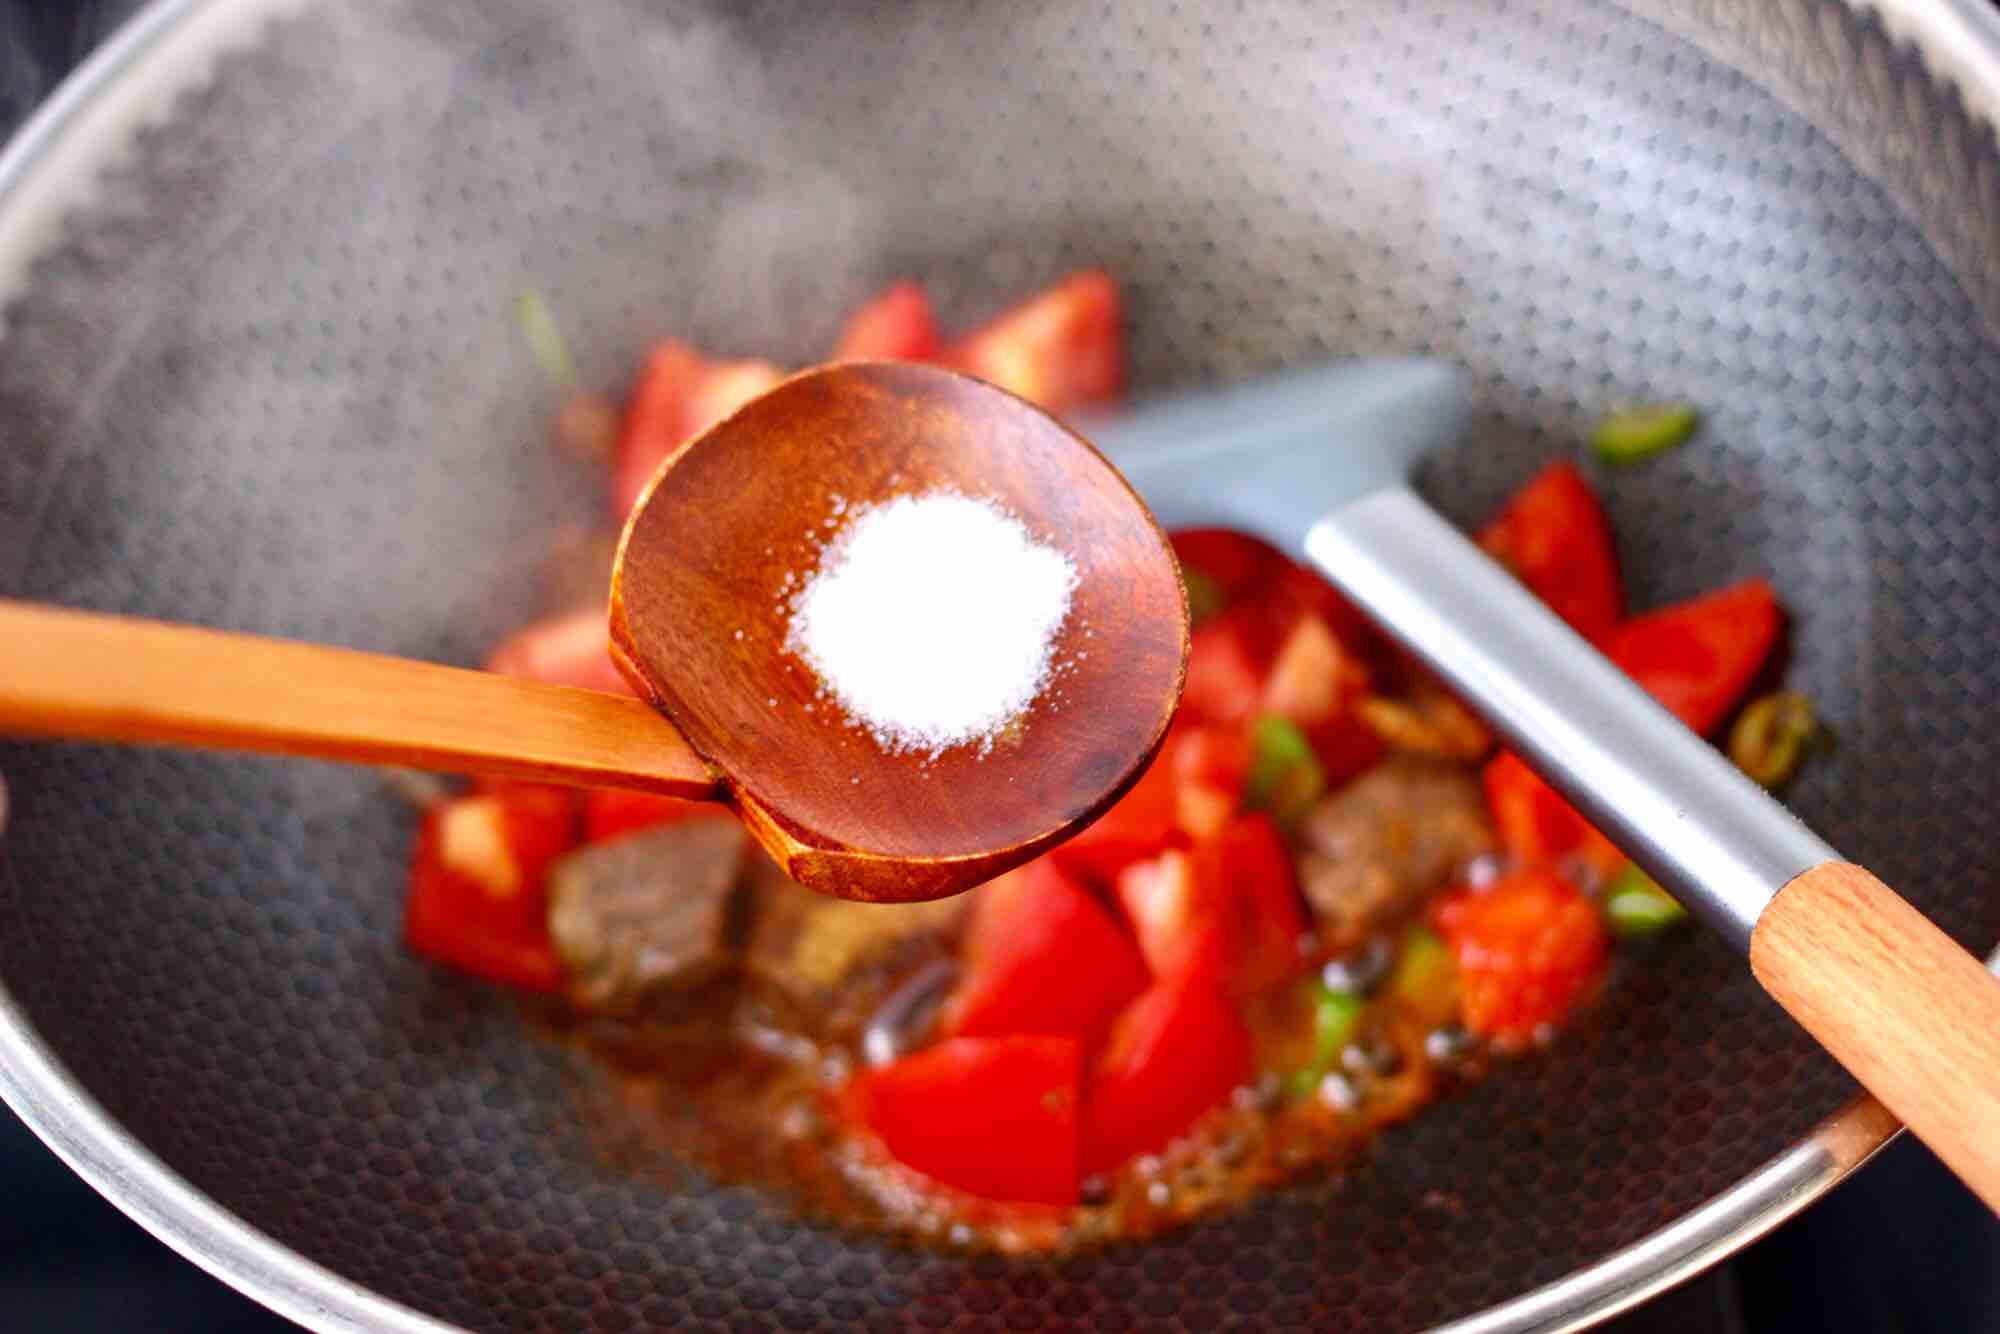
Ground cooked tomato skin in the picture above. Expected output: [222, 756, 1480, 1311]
[1170, 529, 1284, 602]
[1431, 866, 1608, 1043]
[842, 1035, 1081, 1207]
[610, 341, 783, 518]
[1078, 950, 1254, 1176]
[1052, 723, 1186, 884]
[946, 271, 1124, 416]
[1602, 579, 1782, 736]
[1482, 751, 1625, 880]
[833, 281, 943, 362]
[1193, 813, 1310, 996]
[403, 785, 577, 991]
[1483, 579, 1783, 870]
[942, 860, 1150, 1051]
[1478, 461, 1623, 642]
[581, 789, 706, 844]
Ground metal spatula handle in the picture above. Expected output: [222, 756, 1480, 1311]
[1310, 486, 2000, 1215]
[1313, 486, 1830, 947]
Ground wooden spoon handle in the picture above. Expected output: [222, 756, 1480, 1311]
[1751, 861, 2000, 1213]
[0, 601, 719, 796]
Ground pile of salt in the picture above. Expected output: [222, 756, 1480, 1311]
[785, 491, 1077, 756]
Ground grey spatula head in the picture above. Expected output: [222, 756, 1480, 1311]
[1087, 358, 1830, 951]
[1082, 360, 1469, 550]
[1091, 363, 2000, 1215]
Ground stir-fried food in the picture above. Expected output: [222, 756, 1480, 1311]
[396, 274, 1804, 1249]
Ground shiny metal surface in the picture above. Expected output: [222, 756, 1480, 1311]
[0, 975, 450, 1334]
[1085, 360, 1472, 548]
[1309, 488, 1838, 952]
[1437, 1091, 1905, 1333]
[1445, 949, 2000, 1331]
[1102, 359, 1839, 950]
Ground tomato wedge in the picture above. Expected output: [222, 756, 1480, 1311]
[1305, 710, 1388, 789]
[1114, 850, 1223, 983]
[1259, 612, 1363, 729]
[1269, 559, 1378, 654]
[1182, 608, 1271, 724]
[1169, 531, 1375, 655]
[1079, 952, 1252, 1176]
[485, 609, 634, 697]
[1484, 580, 1783, 871]
[948, 271, 1124, 416]
[1431, 866, 1608, 1043]
[1171, 723, 1250, 840]
[1115, 814, 1306, 998]
[1183, 584, 1365, 730]
[403, 787, 577, 991]
[610, 341, 782, 517]
[1170, 529, 1284, 603]
[843, 1036, 1080, 1206]
[1052, 725, 1184, 884]
[1602, 579, 1782, 735]
[1478, 462, 1623, 642]
[943, 859, 1150, 1049]
[1192, 814, 1309, 995]
[477, 782, 579, 874]
[1481, 751, 1623, 879]
[581, 789, 708, 844]
[832, 280, 941, 362]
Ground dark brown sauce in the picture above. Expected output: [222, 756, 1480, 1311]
[537, 923, 1497, 1256]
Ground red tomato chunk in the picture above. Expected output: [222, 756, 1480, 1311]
[947, 271, 1124, 416]
[1432, 866, 1608, 1044]
[833, 280, 942, 363]
[844, 1036, 1081, 1207]
[401, 267, 1815, 1237]
[943, 860, 1149, 1051]
[404, 784, 577, 992]
[485, 609, 634, 697]
[1477, 461, 1623, 642]
[1080, 953, 1253, 1176]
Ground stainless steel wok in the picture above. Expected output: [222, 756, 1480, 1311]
[2, 0, 1998, 1329]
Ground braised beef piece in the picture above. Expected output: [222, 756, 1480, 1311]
[1296, 756, 1493, 949]
[548, 815, 749, 1014]
[741, 854, 967, 1031]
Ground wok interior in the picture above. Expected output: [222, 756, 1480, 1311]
[2, 0, 1998, 1328]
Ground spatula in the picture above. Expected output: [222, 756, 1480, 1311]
[1088, 359, 2000, 1214]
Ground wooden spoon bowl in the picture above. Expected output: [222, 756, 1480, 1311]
[610, 362, 1186, 902]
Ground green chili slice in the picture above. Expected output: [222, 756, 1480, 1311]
[1603, 864, 1688, 936]
[516, 290, 577, 389]
[1245, 715, 1327, 826]
[1592, 403, 1699, 464]
[1728, 690, 1820, 789]
[1288, 982, 1365, 1098]
[1181, 565, 1227, 626]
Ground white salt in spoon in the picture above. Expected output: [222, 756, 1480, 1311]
[0, 362, 1189, 904]
[610, 362, 1186, 900]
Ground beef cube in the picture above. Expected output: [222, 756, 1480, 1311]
[548, 815, 748, 1014]
[741, 854, 967, 1030]
[1297, 756, 1493, 950]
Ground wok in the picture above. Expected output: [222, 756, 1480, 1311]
[1, 0, 1997, 1329]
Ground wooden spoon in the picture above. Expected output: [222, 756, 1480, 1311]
[0, 363, 1187, 902]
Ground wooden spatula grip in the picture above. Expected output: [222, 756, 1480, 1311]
[0, 601, 718, 796]
[1750, 862, 2000, 1213]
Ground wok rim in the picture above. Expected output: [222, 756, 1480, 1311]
[0, 0, 1986, 1329]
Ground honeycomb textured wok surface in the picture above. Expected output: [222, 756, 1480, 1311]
[1, 0, 1998, 1328]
